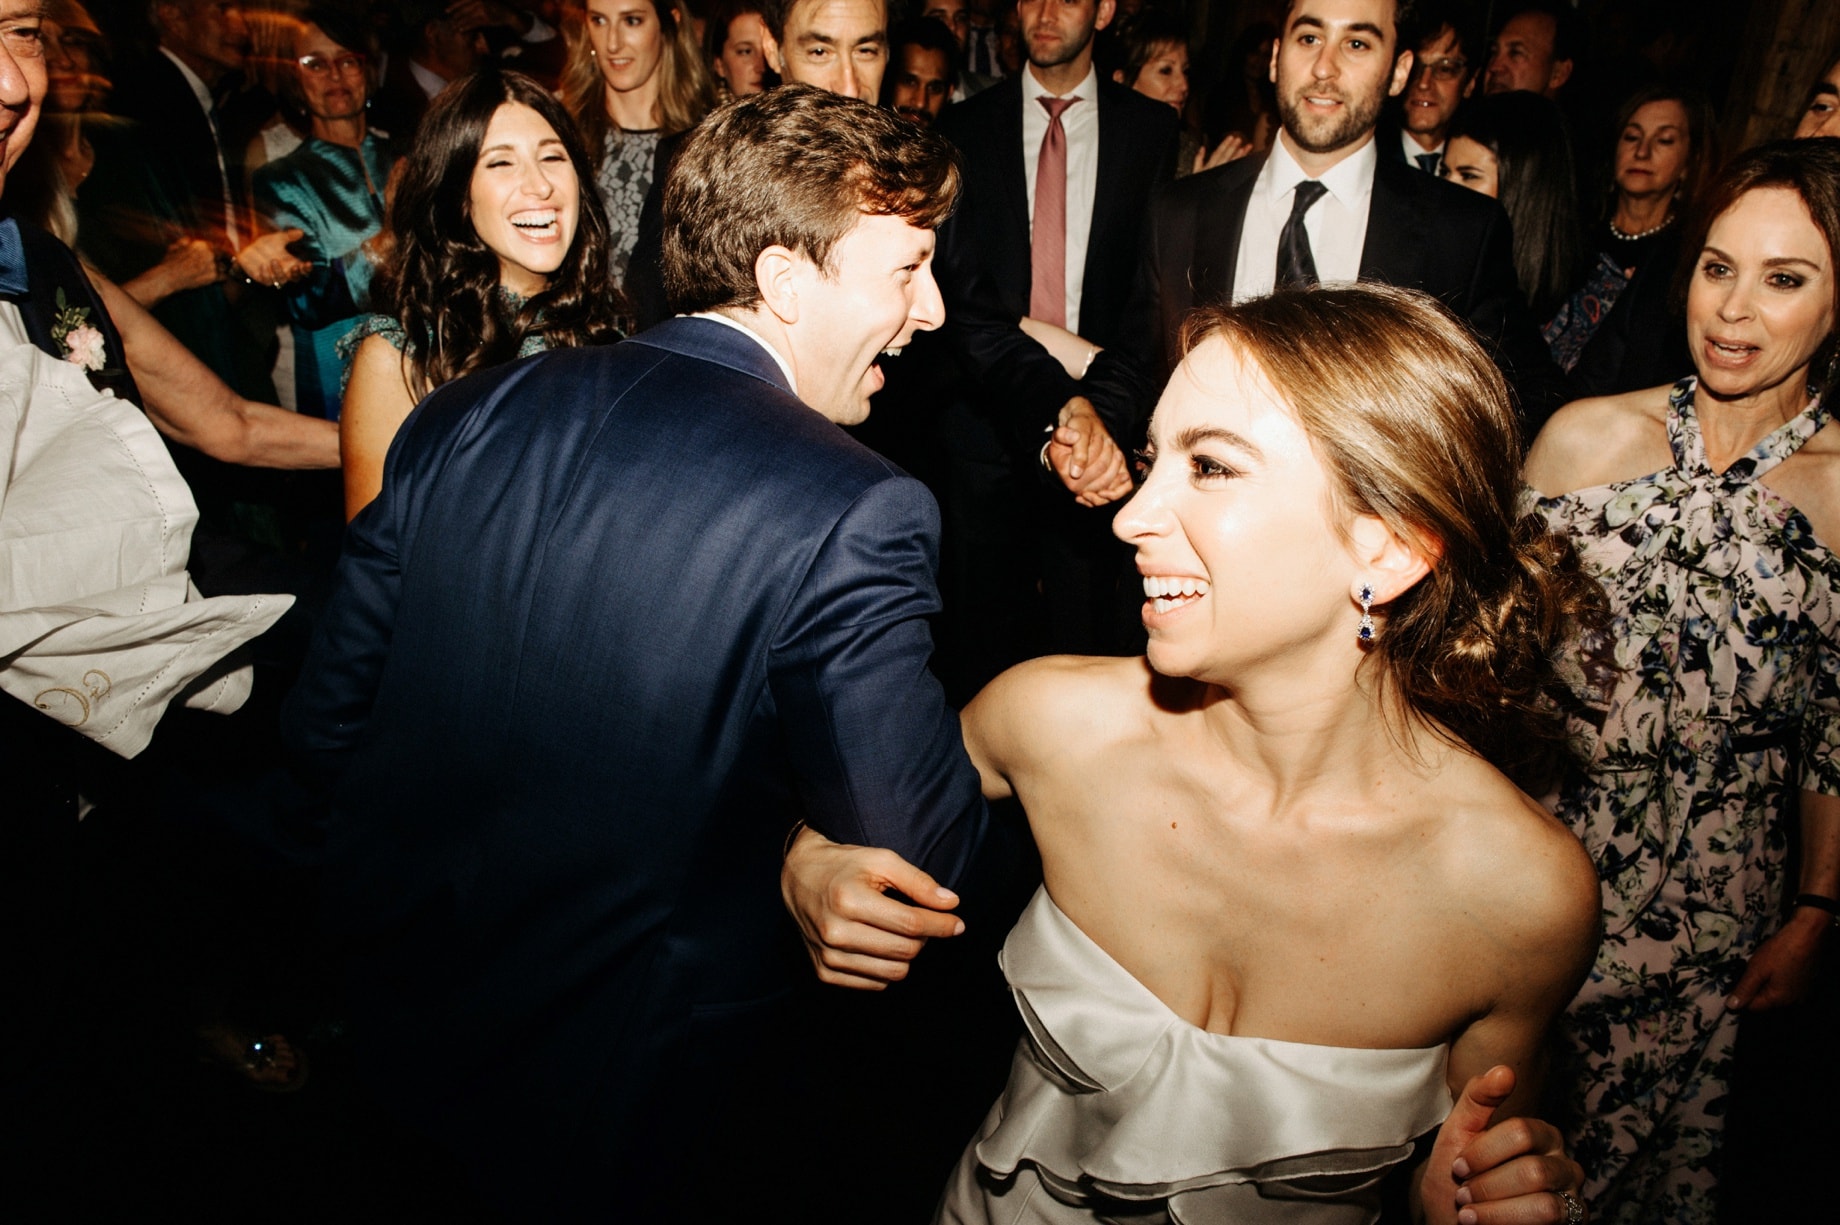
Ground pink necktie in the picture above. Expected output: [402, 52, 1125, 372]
[1030, 95, 1079, 328]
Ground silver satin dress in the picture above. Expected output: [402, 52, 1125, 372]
[937, 889, 1453, 1225]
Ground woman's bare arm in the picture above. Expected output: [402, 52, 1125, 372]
[339, 333, 419, 520]
[91, 271, 339, 469]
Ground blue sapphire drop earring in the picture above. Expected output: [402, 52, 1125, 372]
[1357, 585, 1376, 643]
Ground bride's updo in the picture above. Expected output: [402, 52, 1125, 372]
[1178, 284, 1604, 792]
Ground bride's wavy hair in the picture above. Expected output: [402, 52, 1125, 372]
[373, 68, 626, 398]
[1177, 285, 1606, 793]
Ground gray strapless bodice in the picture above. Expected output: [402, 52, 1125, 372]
[936, 888, 1453, 1225]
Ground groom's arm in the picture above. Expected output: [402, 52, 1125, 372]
[767, 473, 988, 985]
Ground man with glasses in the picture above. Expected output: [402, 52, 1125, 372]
[1386, 2, 1478, 175]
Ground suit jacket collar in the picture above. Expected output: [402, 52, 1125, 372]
[626, 315, 797, 398]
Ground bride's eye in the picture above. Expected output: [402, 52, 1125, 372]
[1190, 453, 1237, 482]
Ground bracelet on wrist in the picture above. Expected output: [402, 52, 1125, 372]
[1792, 893, 1840, 930]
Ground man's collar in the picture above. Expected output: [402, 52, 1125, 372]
[1025, 60, 1097, 101]
[160, 47, 215, 114]
[408, 57, 449, 100]
[688, 311, 797, 394]
[1265, 130, 1378, 206]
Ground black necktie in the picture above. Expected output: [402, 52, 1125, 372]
[1275, 180, 1328, 291]
[1415, 151, 1443, 176]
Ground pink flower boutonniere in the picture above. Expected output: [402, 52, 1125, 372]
[50, 289, 107, 372]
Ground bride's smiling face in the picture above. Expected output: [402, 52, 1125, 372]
[1114, 337, 1359, 683]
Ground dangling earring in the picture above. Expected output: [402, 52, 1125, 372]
[1357, 584, 1376, 644]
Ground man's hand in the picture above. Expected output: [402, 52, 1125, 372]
[1045, 397, 1133, 507]
[1421, 1066, 1586, 1225]
[235, 229, 311, 288]
[780, 825, 965, 991]
[1727, 910, 1829, 1011]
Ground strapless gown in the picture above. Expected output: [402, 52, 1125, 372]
[936, 889, 1453, 1225]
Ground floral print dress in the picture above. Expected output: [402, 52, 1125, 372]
[1530, 378, 1840, 1225]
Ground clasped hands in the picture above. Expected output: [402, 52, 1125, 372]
[1047, 395, 1134, 507]
[780, 826, 1589, 1224]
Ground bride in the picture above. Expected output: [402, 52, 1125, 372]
[786, 285, 1603, 1224]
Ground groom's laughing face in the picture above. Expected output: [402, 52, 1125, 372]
[789, 211, 946, 425]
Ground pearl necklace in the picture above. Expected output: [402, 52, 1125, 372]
[1609, 213, 1675, 241]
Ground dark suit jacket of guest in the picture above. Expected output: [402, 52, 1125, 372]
[282, 316, 988, 1214]
[88, 53, 278, 402]
[1125, 146, 1566, 431]
[934, 74, 1180, 454]
[369, 53, 437, 159]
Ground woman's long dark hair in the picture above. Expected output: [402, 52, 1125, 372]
[1447, 91, 1584, 318]
[373, 68, 626, 397]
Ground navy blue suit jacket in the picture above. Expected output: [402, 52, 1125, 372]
[283, 317, 987, 1208]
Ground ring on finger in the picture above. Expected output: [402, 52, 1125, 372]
[1557, 1190, 1585, 1225]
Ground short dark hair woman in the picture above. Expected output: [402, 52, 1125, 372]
[1526, 137, 1840, 1224]
[338, 69, 626, 519]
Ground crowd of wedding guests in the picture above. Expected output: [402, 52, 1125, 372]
[6, 0, 1840, 1222]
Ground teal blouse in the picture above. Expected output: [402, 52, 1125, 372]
[253, 132, 392, 419]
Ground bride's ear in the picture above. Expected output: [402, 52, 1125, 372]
[1346, 514, 1438, 605]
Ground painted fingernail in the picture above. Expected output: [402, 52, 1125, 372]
[1451, 1158, 1471, 1180]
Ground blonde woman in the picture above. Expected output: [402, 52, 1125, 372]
[559, 0, 714, 288]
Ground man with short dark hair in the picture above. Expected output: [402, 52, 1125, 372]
[1128, 0, 1561, 429]
[1385, 1, 1478, 174]
[885, 15, 958, 126]
[1484, 0, 1578, 99]
[759, 0, 888, 102]
[285, 85, 986, 1220]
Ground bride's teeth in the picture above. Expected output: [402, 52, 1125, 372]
[1142, 576, 1210, 600]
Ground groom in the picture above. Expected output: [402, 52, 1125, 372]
[284, 87, 985, 1219]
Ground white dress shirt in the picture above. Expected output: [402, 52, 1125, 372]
[1400, 128, 1444, 171]
[1021, 62, 1099, 335]
[1231, 133, 1378, 304]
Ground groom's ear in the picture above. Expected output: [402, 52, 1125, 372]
[754, 245, 802, 324]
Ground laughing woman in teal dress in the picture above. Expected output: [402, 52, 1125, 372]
[1525, 138, 1840, 1225]
[252, 8, 392, 420]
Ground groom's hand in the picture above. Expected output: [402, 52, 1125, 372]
[1420, 1065, 1586, 1225]
[780, 825, 965, 991]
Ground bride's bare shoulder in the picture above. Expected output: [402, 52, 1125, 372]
[1431, 760, 1602, 965]
[966, 656, 1185, 753]
[1524, 384, 1674, 497]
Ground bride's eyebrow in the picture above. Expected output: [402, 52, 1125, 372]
[1173, 425, 1263, 460]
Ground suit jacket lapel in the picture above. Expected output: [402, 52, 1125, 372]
[994, 76, 1030, 270]
[1192, 156, 1260, 307]
[1083, 86, 1121, 292]
[1359, 157, 1428, 286]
